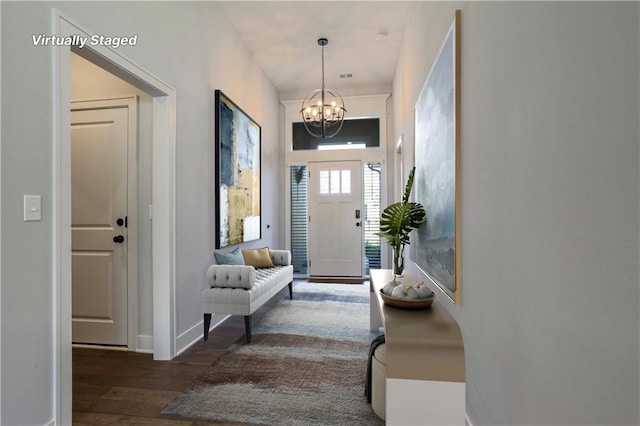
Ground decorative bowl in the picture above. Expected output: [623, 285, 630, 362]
[379, 288, 435, 310]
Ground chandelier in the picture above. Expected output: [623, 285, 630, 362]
[300, 38, 347, 139]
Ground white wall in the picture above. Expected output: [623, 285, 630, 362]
[2, 3, 55, 424]
[392, 2, 639, 425]
[1, 1, 281, 424]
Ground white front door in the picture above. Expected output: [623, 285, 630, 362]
[308, 161, 363, 277]
[71, 105, 129, 346]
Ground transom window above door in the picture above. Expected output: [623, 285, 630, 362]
[292, 118, 379, 151]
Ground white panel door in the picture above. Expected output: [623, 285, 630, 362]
[71, 106, 128, 346]
[308, 161, 363, 277]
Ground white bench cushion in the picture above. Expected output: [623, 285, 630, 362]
[203, 265, 293, 316]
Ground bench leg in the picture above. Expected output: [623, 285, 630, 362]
[204, 313, 212, 341]
[288, 281, 293, 300]
[244, 315, 252, 343]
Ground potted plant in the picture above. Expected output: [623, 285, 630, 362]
[377, 166, 426, 277]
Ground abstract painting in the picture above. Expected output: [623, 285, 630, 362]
[215, 90, 261, 248]
[412, 10, 461, 303]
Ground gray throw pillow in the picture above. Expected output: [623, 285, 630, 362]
[214, 247, 245, 265]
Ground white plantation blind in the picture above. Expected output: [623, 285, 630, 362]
[290, 166, 308, 275]
[364, 163, 382, 274]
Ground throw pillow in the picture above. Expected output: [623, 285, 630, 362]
[214, 247, 245, 265]
[242, 247, 275, 268]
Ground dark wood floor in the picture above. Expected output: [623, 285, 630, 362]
[72, 285, 289, 425]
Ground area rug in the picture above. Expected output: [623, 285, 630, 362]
[162, 282, 384, 425]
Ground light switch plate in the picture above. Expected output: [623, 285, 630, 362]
[24, 195, 42, 221]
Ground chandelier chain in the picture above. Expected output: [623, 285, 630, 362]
[321, 43, 325, 91]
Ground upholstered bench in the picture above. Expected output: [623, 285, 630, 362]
[203, 248, 294, 343]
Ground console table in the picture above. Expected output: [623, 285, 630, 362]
[369, 269, 465, 425]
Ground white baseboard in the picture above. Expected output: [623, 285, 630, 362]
[176, 313, 229, 356]
[136, 334, 153, 353]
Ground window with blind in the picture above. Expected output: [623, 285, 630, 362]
[364, 163, 382, 274]
[290, 166, 308, 275]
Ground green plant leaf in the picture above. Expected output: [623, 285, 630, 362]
[403, 167, 416, 204]
[376, 167, 426, 252]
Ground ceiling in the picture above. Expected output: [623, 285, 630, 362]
[217, 1, 410, 100]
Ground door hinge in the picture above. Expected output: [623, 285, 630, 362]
[308, 215, 311, 222]
[308, 260, 311, 267]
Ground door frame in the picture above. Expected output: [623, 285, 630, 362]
[54, 11, 177, 425]
[286, 158, 389, 279]
[70, 97, 138, 349]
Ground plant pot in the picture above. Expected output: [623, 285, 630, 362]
[393, 247, 405, 276]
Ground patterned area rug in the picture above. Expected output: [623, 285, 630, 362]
[162, 282, 383, 425]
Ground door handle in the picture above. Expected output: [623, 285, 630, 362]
[113, 235, 125, 243]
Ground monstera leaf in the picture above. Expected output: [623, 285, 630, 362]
[379, 201, 426, 247]
[377, 167, 426, 274]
